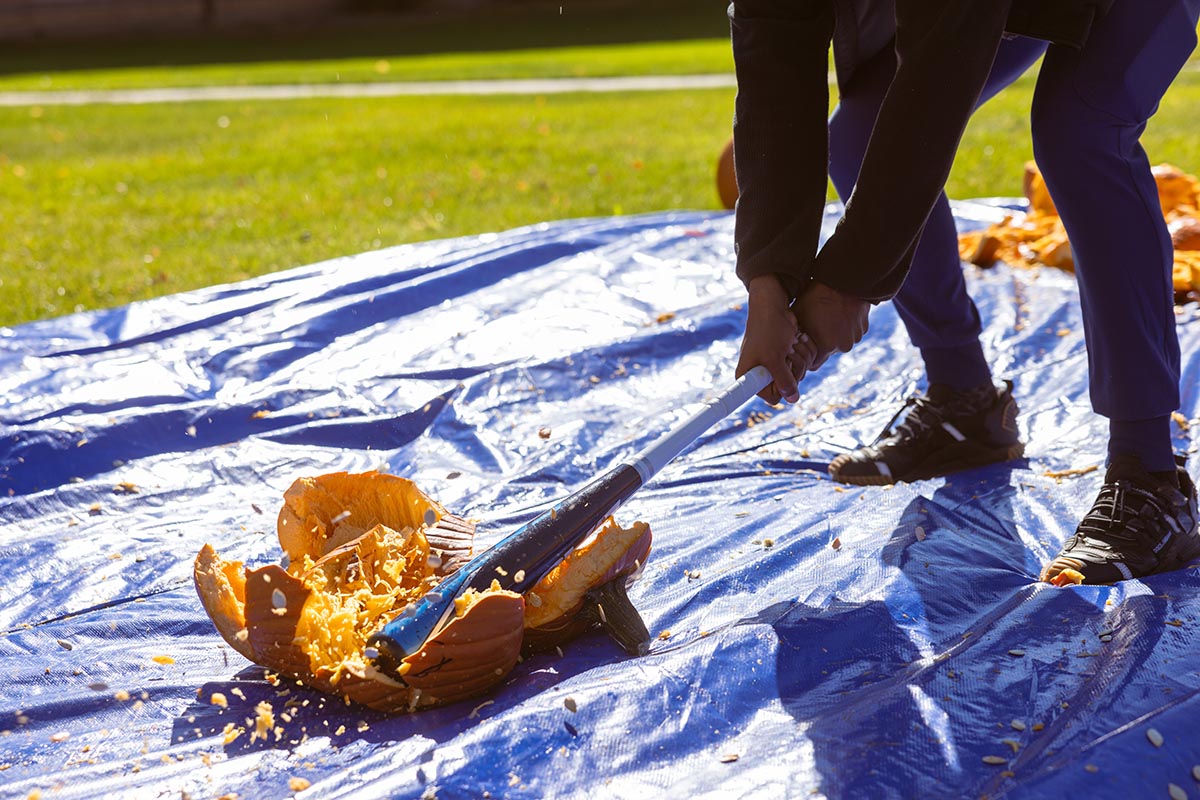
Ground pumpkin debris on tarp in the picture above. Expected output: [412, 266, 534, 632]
[958, 161, 1200, 301]
[194, 471, 652, 713]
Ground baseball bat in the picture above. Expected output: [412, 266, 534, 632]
[367, 364, 772, 675]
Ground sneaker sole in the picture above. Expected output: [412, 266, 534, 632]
[830, 442, 1025, 486]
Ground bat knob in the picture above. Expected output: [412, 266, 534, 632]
[365, 630, 408, 677]
[365, 596, 445, 676]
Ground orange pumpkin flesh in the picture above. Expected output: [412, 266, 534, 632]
[194, 471, 652, 713]
[525, 518, 651, 630]
[520, 518, 653, 655]
[277, 471, 447, 563]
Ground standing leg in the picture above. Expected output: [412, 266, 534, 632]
[1031, 0, 1198, 470]
[1033, 0, 1200, 585]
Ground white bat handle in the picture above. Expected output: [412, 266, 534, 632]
[623, 364, 773, 483]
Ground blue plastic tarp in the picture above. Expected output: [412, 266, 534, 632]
[2, 203, 1199, 800]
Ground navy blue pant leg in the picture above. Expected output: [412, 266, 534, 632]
[829, 37, 1047, 390]
[1030, 0, 1198, 467]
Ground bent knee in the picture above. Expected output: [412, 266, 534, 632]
[1030, 89, 1137, 188]
[1030, 89, 1089, 171]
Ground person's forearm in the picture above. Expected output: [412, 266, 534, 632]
[811, 0, 1012, 302]
[729, 0, 836, 299]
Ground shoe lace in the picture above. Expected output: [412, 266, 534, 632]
[875, 395, 944, 445]
[1077, 481, 1171, 546]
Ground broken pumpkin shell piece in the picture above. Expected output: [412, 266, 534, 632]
[194, 470, 653, 713]
[276, 470, 472, 573]
[522, 518, 653, 655]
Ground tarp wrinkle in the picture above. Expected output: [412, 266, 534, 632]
[1, 204, 1198, 799]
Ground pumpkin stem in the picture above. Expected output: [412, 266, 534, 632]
[586, 576, 649, 657]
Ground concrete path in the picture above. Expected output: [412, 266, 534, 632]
[0, 73, 738, 107]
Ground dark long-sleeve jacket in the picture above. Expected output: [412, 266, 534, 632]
[730, 0, 1112, 303]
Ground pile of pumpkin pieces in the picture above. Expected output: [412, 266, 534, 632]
[958, 162, 1200, 302]
[194, 471, 652, 713]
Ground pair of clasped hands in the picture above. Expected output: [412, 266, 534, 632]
[735, 274, 871, 405]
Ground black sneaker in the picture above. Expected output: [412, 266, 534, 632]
[1041, 455, 1200, 586]
[829, 380, 1023, 485]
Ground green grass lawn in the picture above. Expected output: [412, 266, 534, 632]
[2, 19, 1199, 328]
[0, 90, 737, 325]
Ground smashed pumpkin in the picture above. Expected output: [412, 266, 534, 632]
[194, 471, 652, 713]
[958, 161, 1200, 301]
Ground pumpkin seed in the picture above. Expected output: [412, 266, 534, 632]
[1192, 765, 1200, 781]
[1007, 649, 1026, 657]
[982, 755, 1008, 765]
[1168, 784, 1187, 800]
[468, 700, 493, 720]
[1147, 728, 1164, 748]
[1010, 720, 1026, 731]
[564, 697, 578, 713]
[915, 526, 926, 541]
